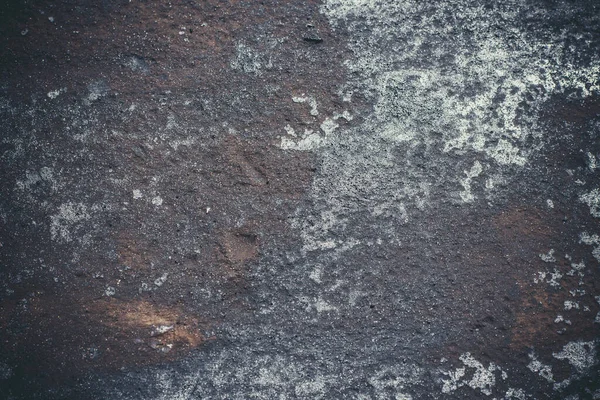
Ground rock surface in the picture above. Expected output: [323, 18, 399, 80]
[0, 0, 599, 398]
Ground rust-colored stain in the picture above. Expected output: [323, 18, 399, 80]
[0, 0, 352, 394]
[94, 299, 208, 351]
[492, 206, 599, 351]
[0, 293, 212, 379]
[116, 232, 155, 270]
[220, 230, 259, 266]
[224, 135, 269, 187]
[217, 227, 260, 280]
[510, 272, 600, 351]
[492, 207, 557, 349]
[493, 207, 554, 240]
[509, 280, 562, 350]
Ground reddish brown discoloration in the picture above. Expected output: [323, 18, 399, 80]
[491, 207, 558, 350]
[0, 293, 211, 379]
[493, 207, 554, 238]
[511, 271, 600, 351]
[490, 205, 600, 354]
[510, 282, 562, 350]
[116, 232, 156, 270]
[96, 299, 210, 351]
[0, 0, 353, 386]
[218, 229, 259, 278]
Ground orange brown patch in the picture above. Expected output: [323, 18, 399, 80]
[493, 207, 554, 241]
[492, 206, 600, 351]
[509, 280, 563, 350]
[94, 299, 209, 351]
[0, 293, 212, 380]
[217, 227, 259, 280]
[115, 232, 155, 270]
[224, 135, 268, 187]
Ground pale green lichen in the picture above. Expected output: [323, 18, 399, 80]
[283, 0, 600, 253]
[459, 161, 484, 203]
[292, 95, 319, 116]
[553, 340, 598, 374]
[528, 352, 554, 382]
[441, 352, 510, 397]
[50, 202, 91, 243]
[580, 188, 600, 218]
[580, 232, 600, 262]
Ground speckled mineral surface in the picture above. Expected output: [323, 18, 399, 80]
[0, 0, 599, 399]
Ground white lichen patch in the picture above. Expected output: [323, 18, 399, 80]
[281, 0, 600, 254]
[460, 353, 499, 396]
[133, 189, 143, 199]
[293, 95, 319, 116]
[16, 170, 41, 190]
[84, 80, 109, 105]
[154, 273, 168, 287]
[564, 300, 580, 311]
[553, 341, 598, 374]
[280, 128, 325, 151]
[319, 118, 339, 136]
[304, 296, 337, 313]
[368, 366, 423, 400]
[441, 353, 504, 396]
[322, 0, 600, 162]
[166, 113, 179, 130]
[555, 315, 568, 324]
[47, 87, 66, 99]
[169, 136, 196, 150]
[567, 261, 586, 278]
[580, 232, 600, 262]
[50, 202, 91, 243]
[123, 55, 149, 73]
[16, 167, 59, 193]
[231, 43, 263, 74]
[527, 352, 554, 382]
[151, 325, 174, 336]
[152, 196, 163, 206]
[141, 350, 425, 400]
[279, 111, 351, 152]
[547, 268, 563, 288]
[569, 289, 585, 297]
[309, 265, 323, 283]
[294, 375, 326, 397]
[459, 161, 483, 203]
[283, 124, 296, 137]
[580, 189, 600, 218]
[441, 367, 466, 393]
[348, 289, 366, 306]
[539, 249, 556, 263]
[230, 40, 280, 75]
[587, 152, 597, 171]
[505, 388, 527, 400]
[533, 271, 547, 284]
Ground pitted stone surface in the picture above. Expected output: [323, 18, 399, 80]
[1, 0, 599, 399]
